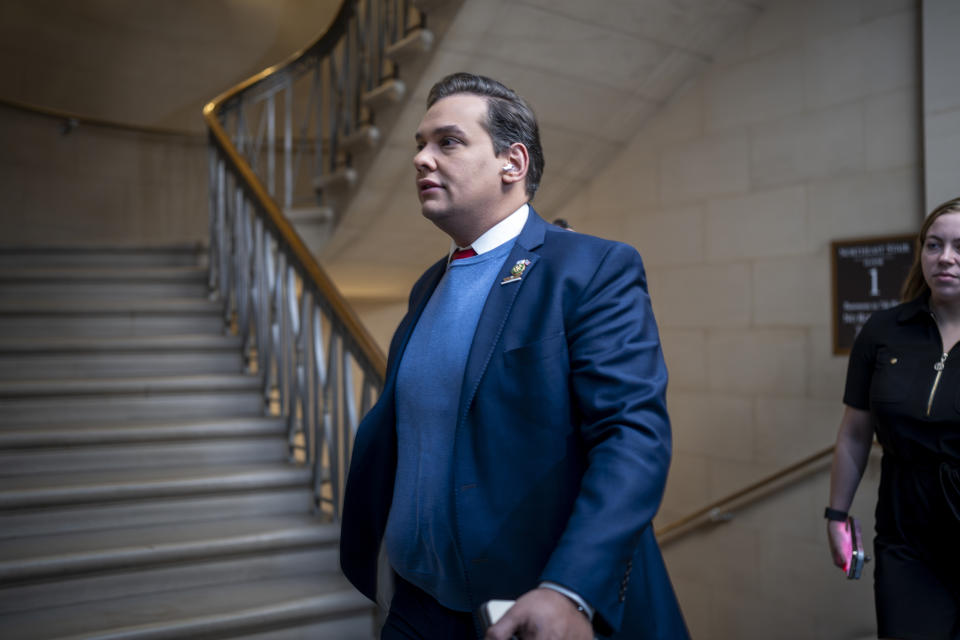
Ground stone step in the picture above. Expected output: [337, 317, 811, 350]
[0, 246, 205, 269]
[0, 374, 258, 397]
[0, 416, 285, 446]
[0, 543, 339, 616]
[0, 267, 209, 300]
[0, 463, 313, 510]
[338, 125, 380, 154]
[0, 438, 290, 476]
[311, 167, 358, 192]
[0, 374, 264, 425]
[0, 266, 208, 282]
[0, 517, 340, 613]
[0, 298, 225, 338]
[238, 613, 375, 640]
[238, 614, 375, 640]
[360, 78, 405, 112]
[0, 573, 373, 640]
[0, 334, 244, 379]
[0, 486, 314, 540]
[0, 334, 242, 354]
[384, 28, 434, 63]
[0, 515, 338, 584]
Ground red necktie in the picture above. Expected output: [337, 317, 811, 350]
[450, 247, 477, 261]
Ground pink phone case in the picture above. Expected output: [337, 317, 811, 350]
[846, 516, 866, 580]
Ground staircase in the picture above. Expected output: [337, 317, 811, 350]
[0, 246, 375, 639]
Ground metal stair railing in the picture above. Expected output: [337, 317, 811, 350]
[203, 0, 432, 519]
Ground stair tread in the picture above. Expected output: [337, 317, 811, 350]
[0, 487, 315, 541]
[0, 245, 202, 255]
[0, 416, 285, 445]
[0, 334, 242, 353]
[0, 463, 313, 512]
[0, 374, 260, 396]
[1, 462, 309, 491]
[0, 514, 337, 565]
[0, 573, 369, 640]
[0, 266, 206, 279]
[0, 297, 220, 314]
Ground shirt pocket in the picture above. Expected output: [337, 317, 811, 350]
[869, 347, 916, 404]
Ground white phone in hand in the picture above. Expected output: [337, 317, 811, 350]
[478, 599, 515, 631]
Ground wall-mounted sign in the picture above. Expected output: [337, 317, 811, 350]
[831, 234, 915, 355]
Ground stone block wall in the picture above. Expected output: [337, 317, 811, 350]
[552, 1, 921, 636]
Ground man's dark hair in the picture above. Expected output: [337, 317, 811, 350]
[427, 72, 545, 199]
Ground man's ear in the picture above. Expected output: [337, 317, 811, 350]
[501, 142, 529, 187]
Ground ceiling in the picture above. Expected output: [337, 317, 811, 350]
[0, 0, 339, 130]
[320, 0, 766, 300]
[1, 0, 767, 301]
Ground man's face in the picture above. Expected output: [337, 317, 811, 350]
[413, 94, 506, 230]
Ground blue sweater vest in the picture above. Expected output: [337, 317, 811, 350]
[385, 240, 514, 611]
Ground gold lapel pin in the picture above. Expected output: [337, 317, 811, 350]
[500, 259, 531, 285]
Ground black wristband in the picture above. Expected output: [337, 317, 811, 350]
[824, 507, 848, 522]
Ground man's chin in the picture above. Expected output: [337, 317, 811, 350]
[420, 204, 451, 224]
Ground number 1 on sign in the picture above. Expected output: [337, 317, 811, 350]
[868, 267, 879, 297]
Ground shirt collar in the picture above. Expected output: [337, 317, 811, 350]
[897, 293, 933, 323]
[448, 204, 529, 261]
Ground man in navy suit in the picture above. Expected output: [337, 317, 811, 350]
[340, 72, 688, 640]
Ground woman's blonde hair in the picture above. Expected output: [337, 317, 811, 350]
[901, 197, 960, 301]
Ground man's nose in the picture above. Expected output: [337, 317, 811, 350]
[413, 147, 433, 171]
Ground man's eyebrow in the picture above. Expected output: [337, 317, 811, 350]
[414, 124, 468, 141]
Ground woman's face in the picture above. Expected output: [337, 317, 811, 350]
[921, 211, 960, 305]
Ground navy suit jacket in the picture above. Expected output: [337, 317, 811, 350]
[340, 211, 688, 639]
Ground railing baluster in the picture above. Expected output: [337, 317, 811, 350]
[360, 374, 375, 419]
[216, 162, 229, 306]
[237, 200, 253, 362]
[325, 330, 341, 517]
[253, 217, 268, 376]
[284, 80, 293, 209]
[266, 93, 276, 197]
[284, 263, 301, 451]
[342, 347, 359, 444]
[312, 305, 328, 511]
[205, 0, 411, 519]
[274, 251, 287, 416]
[235, 100, 247, 156]
[207, 148, 218, 294]
[262, 231, 279, 412]
[227, 181, 244, 330]
[298, 290, 314, 462]
[327, 55, 339, 174]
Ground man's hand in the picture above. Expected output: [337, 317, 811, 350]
[826, 519, 852, 572]
[485, 588, 593, 640]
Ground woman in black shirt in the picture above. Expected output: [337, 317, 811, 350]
[827, 197, 960, 639]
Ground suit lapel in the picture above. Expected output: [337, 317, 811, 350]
[457, 211, 548, 419]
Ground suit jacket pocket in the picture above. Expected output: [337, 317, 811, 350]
[503, 332, 567, 369]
